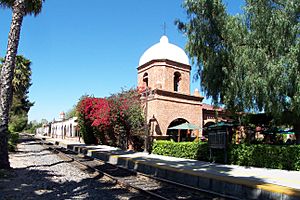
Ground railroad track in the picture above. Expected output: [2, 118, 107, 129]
[37, 138, 238, 200]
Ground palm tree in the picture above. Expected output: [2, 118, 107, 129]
[0, 0, 44, 169]
[1, 55, 34, 130]
[12, 56, 32, 98]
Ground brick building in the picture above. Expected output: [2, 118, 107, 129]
[137, 36, 204, 140]
[202, 103, 231, 127]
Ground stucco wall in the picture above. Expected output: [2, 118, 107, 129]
[50, 117, 78, 138]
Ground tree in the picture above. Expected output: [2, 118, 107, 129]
[25, 119, 42, 134]
[76, 89, 144, 149]
[108, 89, 144, 149]
[65, 105, 77, 119]
[1, 56, 34, 132]
[76, 96, 99, 145]
[0, 0, 44, 169]
[177, 0, 300, 142]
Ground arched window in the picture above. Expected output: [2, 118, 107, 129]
[143, 73, 148, 87]
[64, 125, 67, 136]
[70, 124, 73, 136]
[174, 72, 181, 92]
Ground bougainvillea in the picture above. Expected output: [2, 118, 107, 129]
[76, 88, 144, 149]
[77, 97, 110, 127]
[90, 99, 110, 129]
[76, 96, 97, 144]
[108, 89, 144, 149]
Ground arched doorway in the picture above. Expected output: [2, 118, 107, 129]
[70, 124, 73, 137]
[167, 118, 189, 142]
[64, 125, 67, 138]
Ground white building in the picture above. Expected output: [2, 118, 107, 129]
[36, 112, 79, 140]
[50, 116, 79, 139]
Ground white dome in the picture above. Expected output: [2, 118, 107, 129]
[139, 36, 189, 66]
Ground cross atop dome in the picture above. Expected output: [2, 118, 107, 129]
[162, 22, 167, 35]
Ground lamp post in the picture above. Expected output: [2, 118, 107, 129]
[141, 87, 153, 153]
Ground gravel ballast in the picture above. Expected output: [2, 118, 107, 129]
[0, 135, 143, 200]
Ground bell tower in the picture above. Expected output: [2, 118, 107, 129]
[137, 36, 190, 94]
[137, 36, 203, 139]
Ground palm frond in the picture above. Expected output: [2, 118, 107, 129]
[0, 0, 45, 16]
[24, 0, 45, 16]
[0, 0, 15, 8]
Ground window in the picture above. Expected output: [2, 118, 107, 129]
[143, 73, 148, 87]
[174, 72, 181, 92]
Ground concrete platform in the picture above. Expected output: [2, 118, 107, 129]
[37, 135, 300, 200]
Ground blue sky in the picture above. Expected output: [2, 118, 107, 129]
[0, 0, 244, 122]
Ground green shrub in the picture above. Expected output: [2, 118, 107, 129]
[8, 114, 27, 133]
[228, 144, 300, 170]
[152, 140, 209, 160]
[8, 131, 19, 152]
[78, 115, 97, 145]
[152, 140, 300, 171]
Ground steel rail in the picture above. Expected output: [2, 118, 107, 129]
[34, 136, 238, 200]
[40, 141, 167, 200]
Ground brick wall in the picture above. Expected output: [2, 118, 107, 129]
[138, 59, 191, 95]
[138, 59, 204, 138]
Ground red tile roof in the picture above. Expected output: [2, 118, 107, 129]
[202, 103, 224, 111]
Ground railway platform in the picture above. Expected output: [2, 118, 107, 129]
[37, 135, 300, 200]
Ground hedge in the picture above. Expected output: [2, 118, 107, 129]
[229, 144, 300, 171]
[152, 140, 209, 160]
[152, 140, 300, 171]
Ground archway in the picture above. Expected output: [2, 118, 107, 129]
[64, 125, 67, 138]
[173, 72, 181, 92]
[70, 124, 73, 137]
[167, 118, 189, 142]
[61, 126, 63, 139]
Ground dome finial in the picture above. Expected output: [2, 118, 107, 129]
[160, 35, 169, 43]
